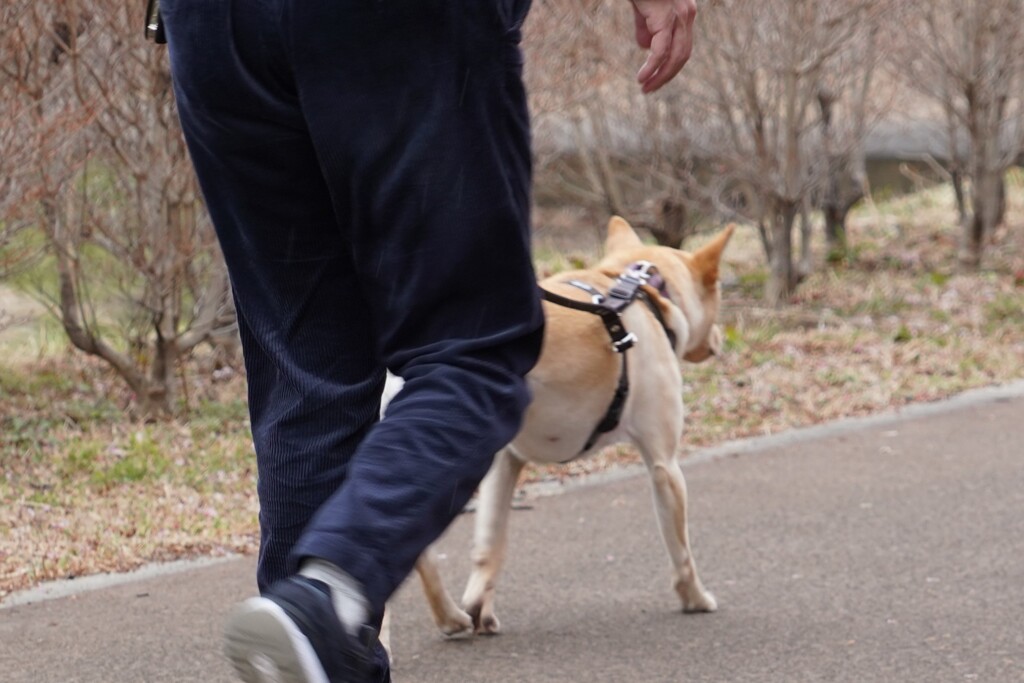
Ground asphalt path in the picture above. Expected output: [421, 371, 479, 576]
[2, 387, 1022, 682]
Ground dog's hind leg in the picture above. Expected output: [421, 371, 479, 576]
[462, 447, 525, 634]
[415, 545, 474, 636]
[636, 435, 717, 613]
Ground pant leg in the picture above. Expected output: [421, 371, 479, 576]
[161, 0, 387, 592]
[283, 0, 543, 611]
[165, 0, 543, 624]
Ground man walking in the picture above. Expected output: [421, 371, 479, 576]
[160, 1, 697, 681]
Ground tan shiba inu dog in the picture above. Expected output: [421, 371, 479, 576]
[381, 216, 733, 653]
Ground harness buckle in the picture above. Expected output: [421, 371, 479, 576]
[625, 261, 658, 282]
[608, 261, 658, 301]
[613, 332, 638, 352]
[567, 279, 606, 305]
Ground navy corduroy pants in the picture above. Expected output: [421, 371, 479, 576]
[162, 0, 542, 648]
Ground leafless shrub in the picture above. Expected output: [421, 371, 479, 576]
[680, 0, 894, 305]
[523, 1, 894, 303]
[0, 0, 234, 415]
[524, 0, 700, 245]
[896, 0, 1024, 268]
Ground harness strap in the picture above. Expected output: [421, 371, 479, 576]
[539, 287, 636, 352]
[537, 261, 677, 459]
[637, 291, 678, 350]
[541, 285, 677, 352]
[582, 352, 629, 452]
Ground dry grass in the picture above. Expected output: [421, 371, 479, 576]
[2, 181, 1023, 599]
[0, 357, 258, 599]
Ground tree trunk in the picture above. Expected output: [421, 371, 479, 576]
[649, 197, 690, 247]
[950, 166, 968, 225]
[960, 168, 1000, 269]
[44, 196, 177, 418]
[823, 202, 847, 262]
[757, 220, 773, 262]
[797, 197, 813, 281]
[994, 173, 1007, 228]
[818, 88, 866, 265]
[819, 90, 846, 263]
[145, 328, 176, 418]
[767, 200, 799, 307]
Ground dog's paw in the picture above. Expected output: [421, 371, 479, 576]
[465, 601, 502, 635]
[436, 608, 474, 637]
[476, 613, 501, 635]
[475, 613, 501, 635]
[682, 589, 718, 614]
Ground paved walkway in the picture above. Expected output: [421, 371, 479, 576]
[3, 386, 1023, 682]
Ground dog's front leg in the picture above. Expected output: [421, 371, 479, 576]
[379, 546, 471, 663]
[462, 447, 525, 634]
[379, 605, 393, 662]
[415, 545, 473, 636]
[638, 438, 717, 613]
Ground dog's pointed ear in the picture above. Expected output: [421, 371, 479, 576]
[691, 224, 736, 290]
[605, 216, 644, 253]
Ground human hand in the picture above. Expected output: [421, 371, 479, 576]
[630, 0, 697, 93]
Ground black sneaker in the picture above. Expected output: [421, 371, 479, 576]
[224, 575, 379, 683]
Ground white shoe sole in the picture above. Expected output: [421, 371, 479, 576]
[224, 597, 330, 683]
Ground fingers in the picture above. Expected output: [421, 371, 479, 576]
[642, 19, 693, 93]
[636, 23, 672, 87]
[634, 7, 653, 49]
[633, 1, 696, 94]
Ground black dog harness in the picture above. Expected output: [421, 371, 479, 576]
[540, 262, 678, 456]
